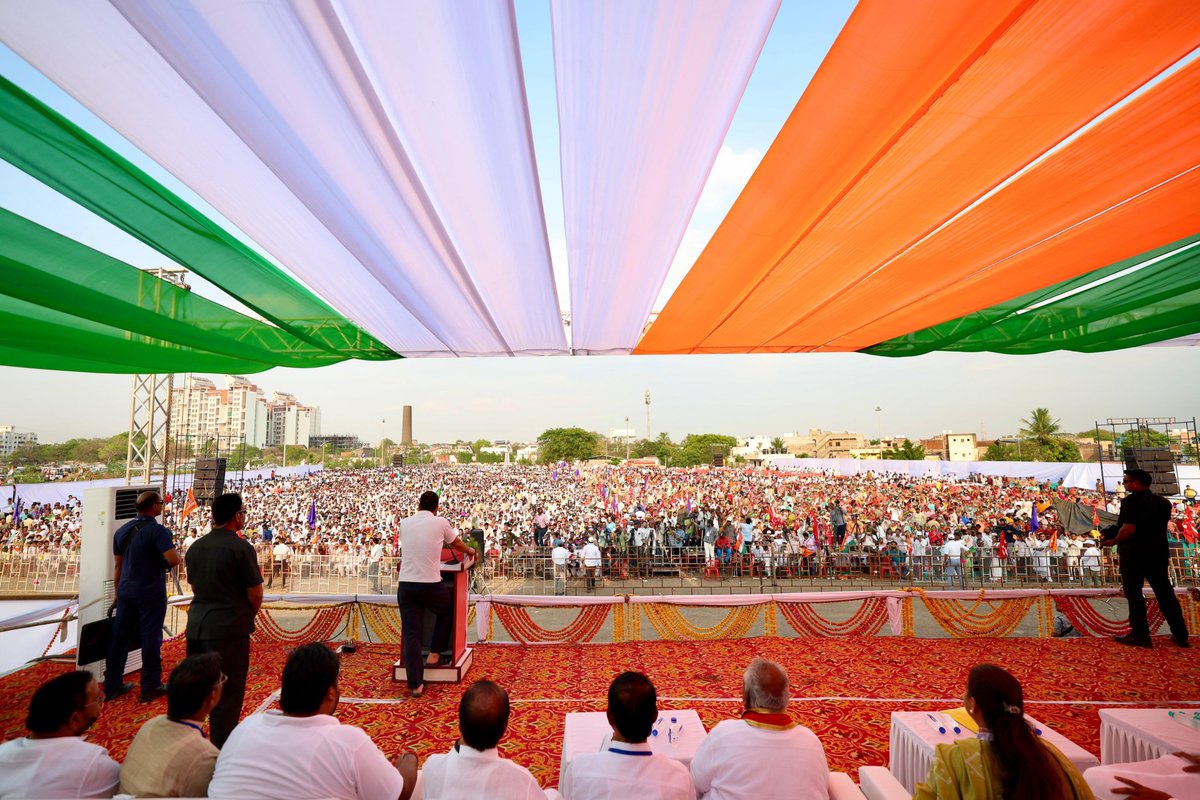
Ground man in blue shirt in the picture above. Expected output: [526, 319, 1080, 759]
[104, 490, 181, 703]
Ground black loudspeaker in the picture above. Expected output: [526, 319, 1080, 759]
[193, 458, 227, 503]
[712, 454, 725, 467]
[1123, 447, 1179, 496]
[391, 454, 405, 467]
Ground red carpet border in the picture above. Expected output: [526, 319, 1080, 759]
[2, 636, 1197, 788]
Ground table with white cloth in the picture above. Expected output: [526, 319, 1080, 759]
[888, 710, 1099, 794]
[559, 710, 706, 782]
[1099, 708, 1200, 765]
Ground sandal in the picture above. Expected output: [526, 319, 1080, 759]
[426, 653, 452, 667]
[410, 684, 426, 698]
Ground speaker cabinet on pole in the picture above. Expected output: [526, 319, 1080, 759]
[193, 458, 227, 504]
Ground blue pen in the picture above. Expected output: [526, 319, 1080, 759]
[926, 713, 947, 735]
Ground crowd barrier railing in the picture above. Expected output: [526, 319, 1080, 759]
[2, 546, 1197, 597]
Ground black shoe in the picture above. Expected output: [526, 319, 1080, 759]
[139, 684, 168, 703]
[1172, 634, 1190, 648]
[104, 682, 135, 702]
[1114, 634, 1153, 649]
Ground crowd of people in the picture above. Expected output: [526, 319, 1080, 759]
[2, 652, 1196, 799]
[3, 465, 1198, 591]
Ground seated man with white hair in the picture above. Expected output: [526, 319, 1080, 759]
[691, 657, 830, 800]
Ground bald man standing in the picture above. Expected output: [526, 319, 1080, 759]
[421, 680, 553, 799]
[691, 658, 830, 799]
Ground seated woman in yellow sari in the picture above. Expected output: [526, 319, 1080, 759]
[914, 664, 1093, 800]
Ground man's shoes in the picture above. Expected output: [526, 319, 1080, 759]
[1113, 634, 1153, 649]
[1171, 634, 1190, 648]
[104, 682, 135, 702]
[139, 684, 168, 703]
[410, 684, 426, 699]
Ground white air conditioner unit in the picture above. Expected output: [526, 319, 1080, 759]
[77, 485, 159, 681]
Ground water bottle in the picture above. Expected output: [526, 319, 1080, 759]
[668, 715, 683, 746]
[650, 715, 664, 741]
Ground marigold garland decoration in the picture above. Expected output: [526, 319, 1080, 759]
[763, 601, 777, 638]
[1052, 595, 1165, 637]
[252, 603, 350, 644]
[493, 603, 609, 644]
[910, 589, 1035, 638]
[642, 603, 759, 641]
[358, 603, 405, 644]
[612, 602, 627, 644]
[776, 597, 889, 637]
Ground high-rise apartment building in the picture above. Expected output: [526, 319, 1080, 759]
[171, 376, 318, 452]
[0, 425, 38, 456]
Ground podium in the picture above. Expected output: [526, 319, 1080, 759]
[392, 552, 474, 684]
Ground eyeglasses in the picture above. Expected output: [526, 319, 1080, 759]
[216, 673, 228, 688]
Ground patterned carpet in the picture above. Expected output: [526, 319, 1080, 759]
[3, 636, 1197, 789]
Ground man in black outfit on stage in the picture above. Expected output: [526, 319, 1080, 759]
[1101, 469, 1189, 649]
[184, 493, 263, 746]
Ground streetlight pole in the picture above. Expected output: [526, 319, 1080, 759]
[625, 416, 630, 460]
[645, 390, 651, 441]
[380, 418, 386, 468]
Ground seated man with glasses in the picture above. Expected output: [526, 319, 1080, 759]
[120, 653, 225, 797]
[0, 670, 119, 799]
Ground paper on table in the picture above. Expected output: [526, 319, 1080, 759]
[946, 707, 978, 733]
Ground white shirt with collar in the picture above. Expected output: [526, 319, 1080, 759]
[208, 711, 405, 800]
[559, 739, 693, 800]
[0, 736, 120, 799]
[422, 741, 552, 799]
[580, 543, 602, 567]
[690, 718, 830, 800]
[552, 545, 571, 567]
[397, 510, 459, 584]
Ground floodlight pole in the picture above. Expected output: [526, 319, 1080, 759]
[625, 416, 630, 460]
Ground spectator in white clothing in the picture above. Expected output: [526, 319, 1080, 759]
[691, 658, 829, 800]
[208, 643, 418, 800]
[559, 671, 694, 800]
[0, 670, 120, 799]
[422, 680, 556, 799]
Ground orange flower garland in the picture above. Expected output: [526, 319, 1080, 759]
[909, 589, 1035, 638]
[1052, 595, 1165, 637]
[357, 603, 405, 644]
[776, 596, 889, 637]
[642, 603, 760, 641]
[493, 603, 609, 644]
[252, 603, 351, 644]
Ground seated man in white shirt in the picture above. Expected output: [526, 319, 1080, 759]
[1083, 751, 1200, 800]
[559, 671, 694, 800]
[120, 652, 223, 798]
[691, 658, 829, 800]
[423, 679, 557, 799]
[0, 670, 120, 799]
[208, 642, 418, 800]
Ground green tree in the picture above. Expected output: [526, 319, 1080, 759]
[98, 433, 128, 465]
[769, 436, 786, 453]
[476, 450, 505, 464]
[1119, 426, 1171, 452]
[674, 433, 737, 467]
[454, 450, 473, 464]
[984, 442, 1019, 461]
[537, 428, 598, 464]
[1019, 408, 1064, 447]
[1077, 428, 1116, 441]
[882, 439, 926, 460]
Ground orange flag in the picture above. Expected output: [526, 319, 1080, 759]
[180, 487, 198, 519]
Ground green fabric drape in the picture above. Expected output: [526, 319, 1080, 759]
[867, 235, 1200, 356]
[0, 74, 397, 361]
[0, 209, 346, 373]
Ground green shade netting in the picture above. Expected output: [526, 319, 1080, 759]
[866, 234, 1200, 357]
[0, 208, 346, 373]
[0, 74, 397, 361]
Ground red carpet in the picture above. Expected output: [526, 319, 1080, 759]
[3, 636, 1197, 788]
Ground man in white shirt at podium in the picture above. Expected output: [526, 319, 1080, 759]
[397, 491, 475, 698]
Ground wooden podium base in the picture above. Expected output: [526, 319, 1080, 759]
[392, 648, 473, 684]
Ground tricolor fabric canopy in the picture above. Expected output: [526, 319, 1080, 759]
[0, 0, 1197, 373]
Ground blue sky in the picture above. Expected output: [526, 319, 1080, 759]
[1, 1, 1197, 446]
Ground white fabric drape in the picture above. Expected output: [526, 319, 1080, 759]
[551, 0, 779, 354]
[0, 0, 566, 356]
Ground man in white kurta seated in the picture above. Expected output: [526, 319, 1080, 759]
[691, 658, 830, 800]
[422, 679, 556, 799]
[208, 642, 418, 800]
[0, 670, 119, 799]
[559, 671, 694, 800]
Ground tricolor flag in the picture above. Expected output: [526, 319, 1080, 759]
[180, 488, 199, 519]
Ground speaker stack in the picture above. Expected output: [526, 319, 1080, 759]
[1123, 447, 1179, 496]
[193, 458, 227, 504]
